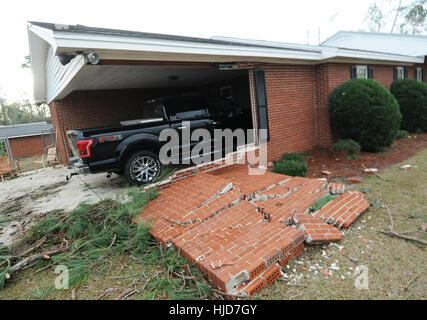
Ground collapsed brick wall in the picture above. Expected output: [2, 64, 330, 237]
[9, 135, 47, 158]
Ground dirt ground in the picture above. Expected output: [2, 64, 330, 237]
[0, 167, 128, 247]
[307, 133, 427, 180]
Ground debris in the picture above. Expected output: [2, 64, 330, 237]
[404, 273, 421, 291]
[330, 263, 340, 270]
[320, 270, 331, 276]
[328, 182, 345, 195]
[363, 168, 378, 175]
[321, 170, 331, 175]
[361, 238, 369, 243]
[348, 177, 362, 183]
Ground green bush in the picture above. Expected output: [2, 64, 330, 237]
[333, 139, 361, 155]
[390, 79, 427, 133]
[329, 79, 401, 152]
[396, 129, 409, 140]
[272, 153, 308, 177]
[282, 153, 304, 162]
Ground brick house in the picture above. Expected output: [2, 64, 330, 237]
[0, 121, 53, 159]
[27, 22, 427, 167]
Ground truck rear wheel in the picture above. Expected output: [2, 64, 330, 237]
[124, 151, 161, 186]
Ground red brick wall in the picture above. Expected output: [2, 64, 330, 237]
[9, 135, 45, 157]
[261, 64, 317, 160]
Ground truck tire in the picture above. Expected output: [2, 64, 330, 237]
[124, 151, 161, 186]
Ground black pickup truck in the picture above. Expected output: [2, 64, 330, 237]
[68, 95, 252, 185]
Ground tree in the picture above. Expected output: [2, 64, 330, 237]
[21, 55, 31, 69]
[401, 0, 427, 33]
[367, 3, 385, 31]
[0, 93, 50, 126]
[365, 0, 427, 34]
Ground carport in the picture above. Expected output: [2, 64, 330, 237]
[28, 22, 287, 165]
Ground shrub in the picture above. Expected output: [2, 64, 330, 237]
[282, 153, 304, 162]
[272, 153, 308, 177]
[333, 139, 361, 159]
[396, 129, 409, 140]
[329, 79, 401, 152]
[390, 79, 427, 133]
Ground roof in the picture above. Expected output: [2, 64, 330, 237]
[0, 122, 53, 139]
[322, 31, 427, 57]
[27, 22, 426, 104]
[28, 21, 314, 53]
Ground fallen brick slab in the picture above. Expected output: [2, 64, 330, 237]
[296, 214, 343, 244]
[253, 178, 329, 223]
[313, 191, 370, 228]
[211, 165, 290, 195]
[172, 200, 305, 294]
[136, 173, 235, 245]
[135, 166, 368, 297]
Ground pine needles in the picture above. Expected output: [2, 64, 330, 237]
[0, 186, 212, 299]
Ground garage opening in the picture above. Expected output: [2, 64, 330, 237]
[64, 62, 255, 175]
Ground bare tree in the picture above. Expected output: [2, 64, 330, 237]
[367, 3, 385, 31]
[402, 0, 427, 33]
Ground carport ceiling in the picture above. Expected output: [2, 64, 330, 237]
[74, 65, 247, 91]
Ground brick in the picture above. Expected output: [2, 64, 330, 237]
[314, 191, 369, 229]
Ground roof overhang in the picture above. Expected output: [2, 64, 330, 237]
[27, 22, 426, 104]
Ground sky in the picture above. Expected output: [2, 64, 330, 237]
[0, 0, 376, 103]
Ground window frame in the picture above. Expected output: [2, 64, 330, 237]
[416, 67, 423, 82]
[355, 65, 368, 79]
[396, 67, 405, 80]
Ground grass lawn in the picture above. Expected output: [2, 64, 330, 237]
[0, 149, 426, 300]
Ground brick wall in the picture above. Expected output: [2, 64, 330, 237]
[9, 135, 46, 157]
[261, 64, 317, 160]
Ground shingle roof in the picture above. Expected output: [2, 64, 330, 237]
[0, 122, 53, 139]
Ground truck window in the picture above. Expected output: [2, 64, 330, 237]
[140, 103, 164, 119]
[167, 97, 209, 120]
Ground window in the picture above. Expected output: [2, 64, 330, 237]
[220, 86, 232, 100]
[396, 67, 405, 80]
[166, 96, 209, 121]
[416, 67, 423, 82]
[356, 65, 368, 79]
[350, 65, 373, 79]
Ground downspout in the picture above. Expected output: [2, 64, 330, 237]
[4, 137, 13, 161]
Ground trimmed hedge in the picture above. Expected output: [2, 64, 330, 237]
[329, 79, 401, 152]
[272, 153, 308, 177]
[390, 79, 427, 133]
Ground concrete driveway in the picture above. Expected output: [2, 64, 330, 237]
[0, 167, 128, 247]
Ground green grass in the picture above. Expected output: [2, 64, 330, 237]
[310, 194, 337, 212]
